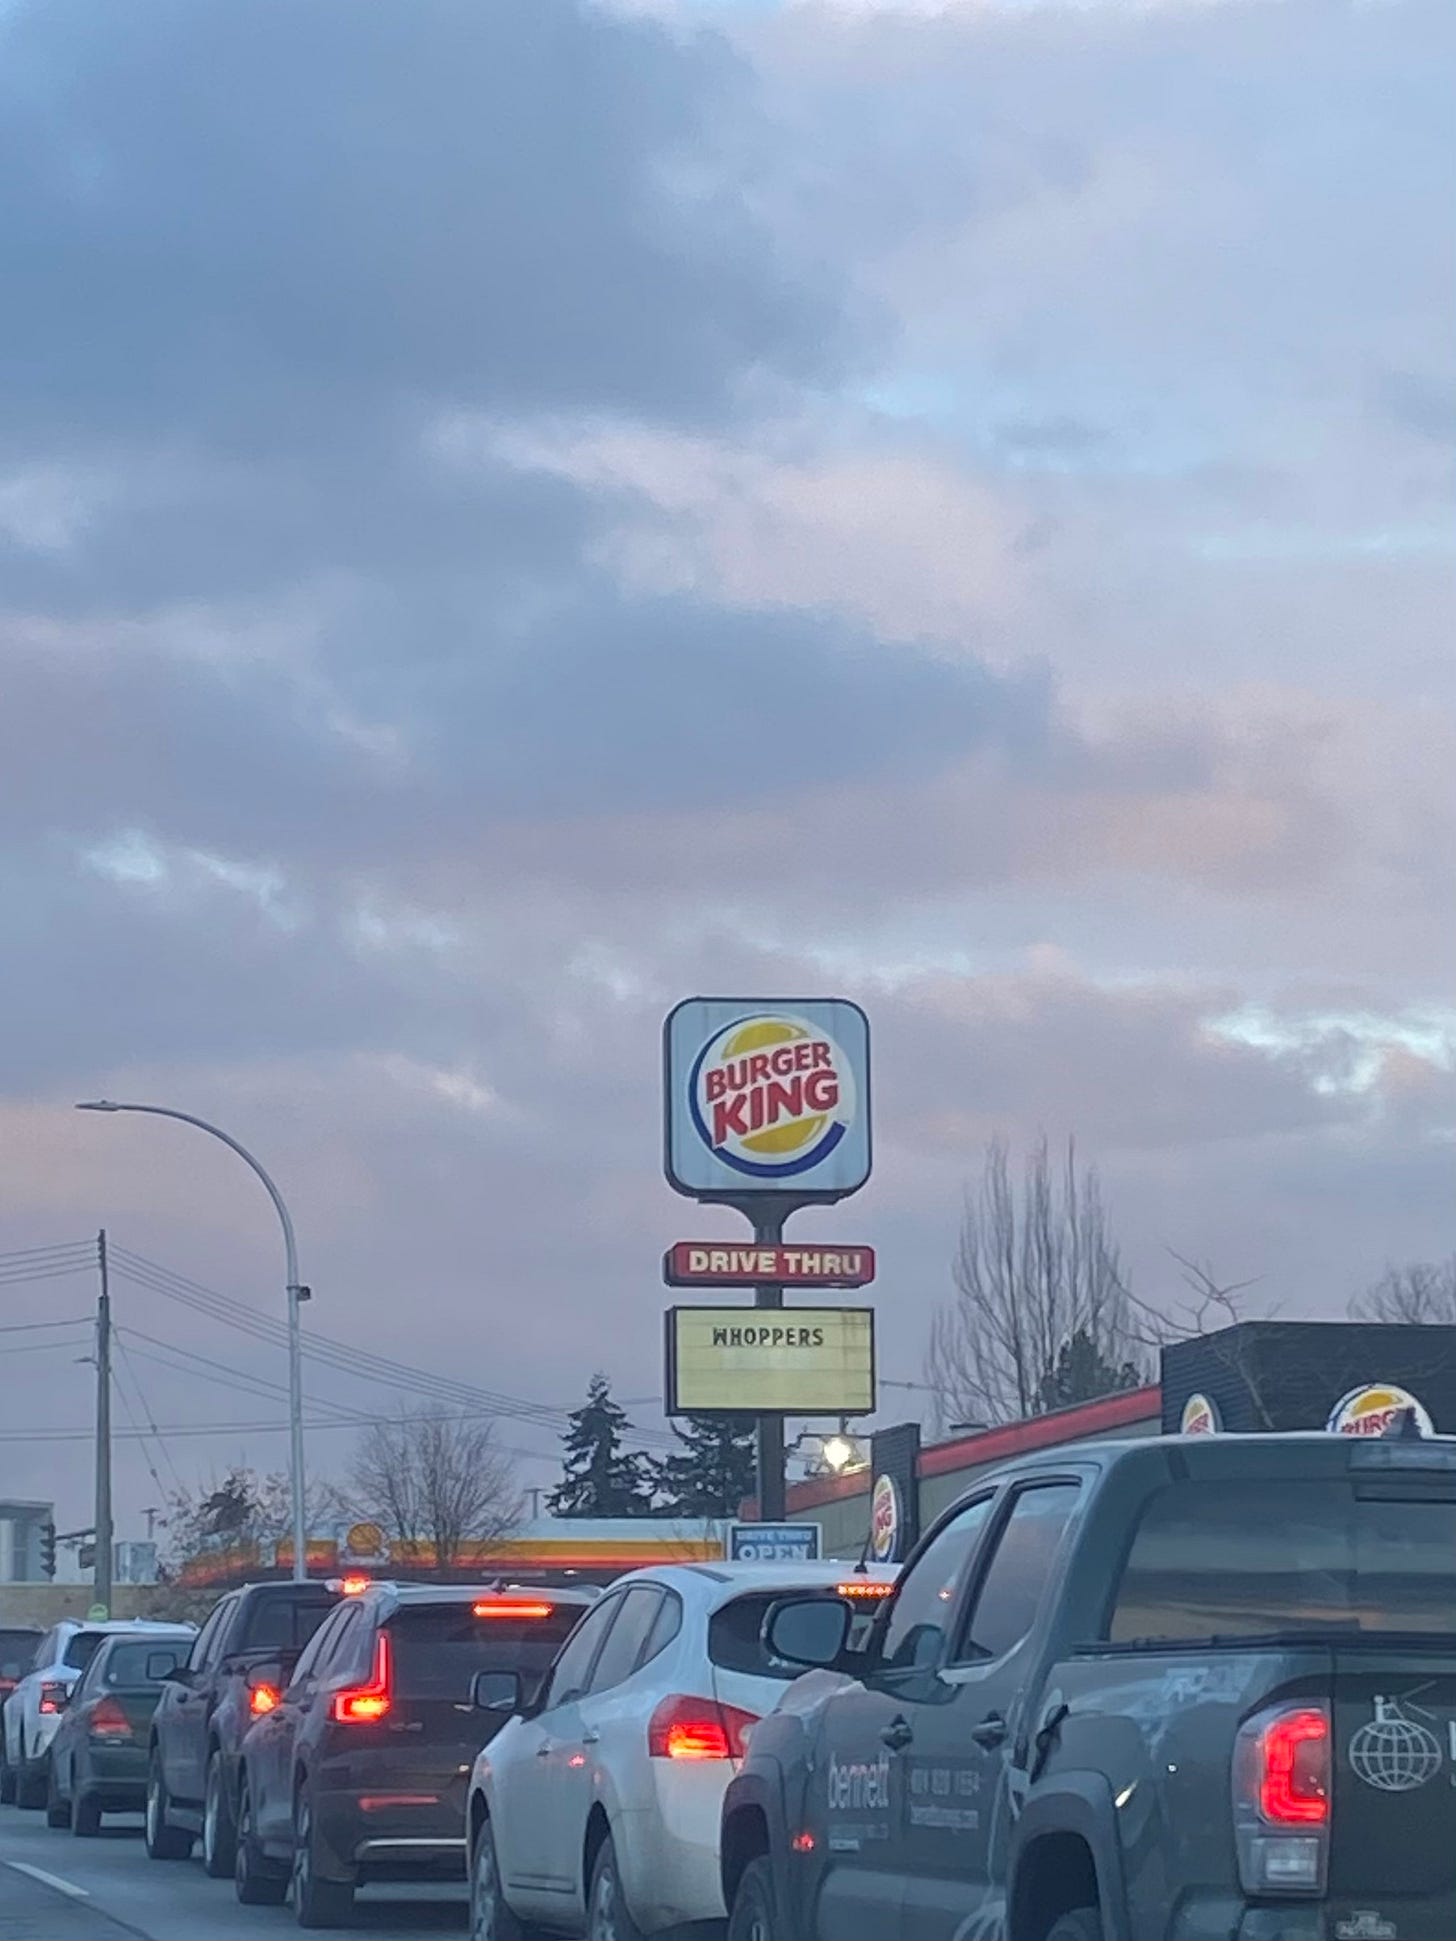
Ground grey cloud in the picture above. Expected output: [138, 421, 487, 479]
[0, 0, 852, 453]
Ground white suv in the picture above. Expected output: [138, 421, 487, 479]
[1, 1618, 195, 1810]
[466, 1561, 897, 1939]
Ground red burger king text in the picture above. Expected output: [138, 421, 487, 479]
[704, 1039, 839, 1146]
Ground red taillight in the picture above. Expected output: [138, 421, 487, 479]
[647, 1694, 759, 1762]
[1259, 1709, 1330, 1826]
[331, 1632, 391, 1725]
[836, 1581, 894, 1600]
[473, 1600, 553, 1620]
[340, 1574, 370, 1596]
[38, 1681, 67, 1715]
[249, 1682, 281, 1716]
[88, 1697, 133, 1741]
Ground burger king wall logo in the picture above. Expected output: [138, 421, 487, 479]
[1326, 1383, 1434, 1438]
[1180, 1393, 1220, 1435]
[665, 998, 871, 1200]
[869, 1473, 901, 1564]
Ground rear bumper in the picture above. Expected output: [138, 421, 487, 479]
[85, 1748, 149, 1787]
[315, 1792, 467, 1882]
[616, 1767, 734, 1930]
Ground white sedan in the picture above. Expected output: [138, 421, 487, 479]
[466, 1560, 897, 1940]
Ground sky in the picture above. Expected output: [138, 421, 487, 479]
[1, 0, 1452, 1548]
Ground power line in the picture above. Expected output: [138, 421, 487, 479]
[0, 1240, 95, 1264]
[0, 1415, 562, 1463]
[110, 1245, 676, 1450]
[0, 1317, 94, 1333]
[112, 1334, 187, 1497]
[0, 1335, 93, 1358]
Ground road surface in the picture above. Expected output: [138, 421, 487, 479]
[0, 1804, 465, 1941]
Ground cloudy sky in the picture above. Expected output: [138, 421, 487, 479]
[2, 0, 1451, 1543]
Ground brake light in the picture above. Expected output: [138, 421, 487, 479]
[249, 1682, 281, 1716]
[38, 1681, 67, 1715]
[836, 1581, 893, 1599]
[88, 1697, 133, 1741]
[473, 1600, 553, 1620]
[647, 1694, 758, 1761]
[340, 1574, 370, 1596]
[1259, 1709, 1329, 1826]
[331, 1632, 391, 1724]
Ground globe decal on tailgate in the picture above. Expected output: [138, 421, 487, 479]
[689, 1014, 856, 1180]
[1349, 1698, 1442, 1793]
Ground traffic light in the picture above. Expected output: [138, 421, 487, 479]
[39, 1521, 56, 1580]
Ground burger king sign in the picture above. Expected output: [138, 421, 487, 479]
[1326, 1383, 1434, 1438]
[665, 999, 871, 1202]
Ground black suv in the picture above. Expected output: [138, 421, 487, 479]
[146, 1578, 341, 1875]
[233, 1582, 593, 1927]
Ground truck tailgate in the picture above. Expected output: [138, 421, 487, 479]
[1330, 1650, 1456, 1940]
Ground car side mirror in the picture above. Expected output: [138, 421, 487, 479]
[472, 1669, 522, 1715]
[163, 1665, 194, 1686]
[764, 1595, 853, 1670]
[145, 1652, 182, 1682]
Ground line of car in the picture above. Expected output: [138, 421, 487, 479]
[0, 1559, 897, 1936]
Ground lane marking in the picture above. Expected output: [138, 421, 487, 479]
[6, 1859, 92, 1899]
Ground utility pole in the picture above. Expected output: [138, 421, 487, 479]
[94, 1229, 114, 1616]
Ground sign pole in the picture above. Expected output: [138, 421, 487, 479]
[753, 1206, 788, 1522]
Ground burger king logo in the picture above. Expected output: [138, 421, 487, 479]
[869, 1474, 900, 1564]
[690, 1013, 857, 1181]
[1180, 1393, 1220, 1436]
[1326, 1384, 1434, 1438]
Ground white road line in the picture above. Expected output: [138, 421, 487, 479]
[6, 1859, 92, 1899]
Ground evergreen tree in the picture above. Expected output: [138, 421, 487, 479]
[1036, 1327, 1143, 1413]
[548, 1373, 656, 1518]
[653, 1414, 757, 1520]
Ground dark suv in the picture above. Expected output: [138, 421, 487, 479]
[232, 1582, 594, 1927]
[146, 1578, 341, 1875]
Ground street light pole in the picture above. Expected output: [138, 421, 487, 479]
[76, 1100, 309, 1583]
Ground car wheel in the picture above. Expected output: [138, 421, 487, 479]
[72, 1790, 102, 1838]
[1047, 1909, 1105, 1941]
[15, 1736, 47, 1811]
[470, 1818, 528, 1941]
[45, 1757, 71, 1829]
[144, 1750, 194, 1860]
[234, 1773, 289, 1906]
[586, 1834, 643, 1941]
[727, 1855, 779, 1941]
[202, 1751, 238, 1877]
[291, 1784, 355, 1929]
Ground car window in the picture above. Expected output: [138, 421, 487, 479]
[319, 1604, 368, 1677]
[1109, 1480, 1456, 1643]
[540, 1596, 623, 1711]
[954, 1482, 1081, 1663]
[290, 1603, 353, 1685]
[103, 1640, 184, 1687]
[879, 1496, 997, 1673]
[62, 1631, 106, 1673]
[187, 1603, 227, 1671]
[71, 1647, 107, 1701]
[585, 1588, 663, 1695]
[639, 1591, 682, 1667]
[239, 1591, 339, 1653]
[0, 1630, 40, 1681]
[386, 1600, 586, 1700]
[203, 1598, 239, 1666]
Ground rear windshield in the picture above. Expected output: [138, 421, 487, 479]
[102, 1641, 184, 1687]
[63, 1632, 105, 1672]
[0, 1630, 37, 1679]
[1109, 1480, 1456, 1642]
[386, 1603, 582, 1700]
[238, 1593, 338, 1653]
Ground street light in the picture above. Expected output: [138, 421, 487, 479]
[76, 1100, 309, 1583]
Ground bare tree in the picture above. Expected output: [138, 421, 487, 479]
[925, 1134, 1145, 1429]
[1351, 1258, 1456, 1325]
[1123, 1249, 1277, 1428]
[164, 1466, 348, 1578]
[349, 1408, 521, 1577]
